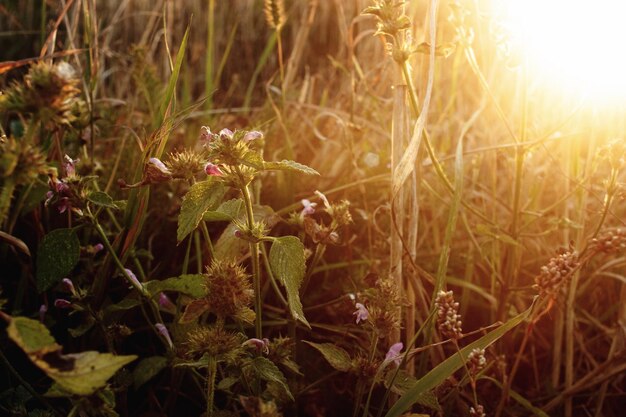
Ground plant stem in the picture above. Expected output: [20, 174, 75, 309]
[238, 170, 262, 339]
[206, 355, 217, 417]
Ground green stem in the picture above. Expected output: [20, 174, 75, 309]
[238, 171, 262, 339]
[206, 355, 217, 417]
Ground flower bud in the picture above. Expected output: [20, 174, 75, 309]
[54, 298, 72, 309]
[204, 162, 224, 177]
[219, 128, 234, 141]
[155, 323, 173, 349]
[39, 304, 48, 322]
[61, 278, 76, 295]
[243, 130, 263, 142]
[158, 293, 176, 314]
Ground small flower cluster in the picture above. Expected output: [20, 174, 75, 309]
[469, 404, 486, 417]
[295, 190, 353, 246]
[45, 155, 83, 215]
[362, 1, 412, 63]
[467, 348, 486, 376]
[435, 290, 463, 340]
[590, 228, 626, 254]
[356, 274, 401, 337]
[534, 249, 579, 298]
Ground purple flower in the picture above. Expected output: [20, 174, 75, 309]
[243, 130, 263, 142]
[144, 157, 172, 184]
[219, 128, 234, 141]
[57, 197, 71, 214]
[385, 342, 403, 366]
[300, 199, 317, 218]
[199, 126, 214, 143]
[158, 293, 176, 314]
[124, 268, 142, 289]
[54, 299, 72, 309]
[353, 302, 369, 324]
[64, 155, 78, 177]
[243, 338, 270, 354]
[155, 323, 173, 349]
[314, 190, 330, 209]
[39, 304, 48, 322]
[61, 278, 76, 295]
[92, 243, 104, 254]
[204, 162, 224, 177]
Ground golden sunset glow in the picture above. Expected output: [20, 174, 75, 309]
[499, 0, 626, 103]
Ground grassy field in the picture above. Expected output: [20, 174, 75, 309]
[1, 1, 625, 416]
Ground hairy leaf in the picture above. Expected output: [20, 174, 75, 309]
[8, 316, 136, 396]
[264, 160, 319, 176]
[304, 341, 352, 372]
[133, 356, 168, 389]
[269, 236, 309, 327]
[250, 356, 294, 401]
[202, 198, 244, 222]
[144, 274, 207, 298]
[36, 228, 80, 292]
[177, 179, 225, 242]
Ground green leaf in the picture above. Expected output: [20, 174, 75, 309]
[304, 341, 352, 372]
[87, 191, 117, 208]
[133, 356, 168, 389]
[385, 299, 536, 417]
[250, 357, 294, 401]
[269, 236, 310, 328]
[36, 228, 80, 292]
[264, 160, 319, 176]
[103, 297, 142, 315]
[384, 370, 440, 412]
[7, 316, 137, 396]
[202, 198, 244, 222]
[144, 274, 207, 298]
[177, 179, 225, 242]
[7, 317, 58, 354]
[48, 351, 137, 396]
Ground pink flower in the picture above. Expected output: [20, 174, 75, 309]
[155, 323, 173, 349]
[243, 338, 270, 354]
[145, 157, 172, 184]
[204, 162, 224, 177]
[385, 342, 403, 366]
[124, 268, 142, 289]
[61, 278, 76, 295]
[300, 199, 317, 218]
[39, 304, 48, 322]
[199, 126, 214, 143]
[54, 299, 72, 309]
[353, 302, 369, 324]
[92, 243, 104, 254]
[243, 130, 263, 142]
[158, 293, 176, 314]
[63, 154, 78, 177]
[218, 128, 234, 141]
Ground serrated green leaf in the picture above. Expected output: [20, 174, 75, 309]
[177, 179, 225, 242]
[250, 357, 294, 401]
[385, 299, 536, 417]
[133, 356, 168, 389]
[269, 236, 309, 328]
[87, 191, 117, 208]
[217, 376, 238, 391]
[7, 316, 137, 396]
[264, 160, 319, 175]
[36, 228, 80, 292]
[202, 198, 245, 222]
[304, 341, 352, 372]
[144, 274, 207, 298]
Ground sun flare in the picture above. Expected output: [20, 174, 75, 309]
[498, 0, 626, 103]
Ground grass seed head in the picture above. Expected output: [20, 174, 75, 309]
[435, 290, 463, 340]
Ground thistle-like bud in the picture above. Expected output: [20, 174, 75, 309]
[203, 260, 254, 320]
[435, 290, 463, 340]
[183, 323, 244, 359]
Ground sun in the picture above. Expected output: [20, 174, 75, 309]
[496, 0, 626, 104]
